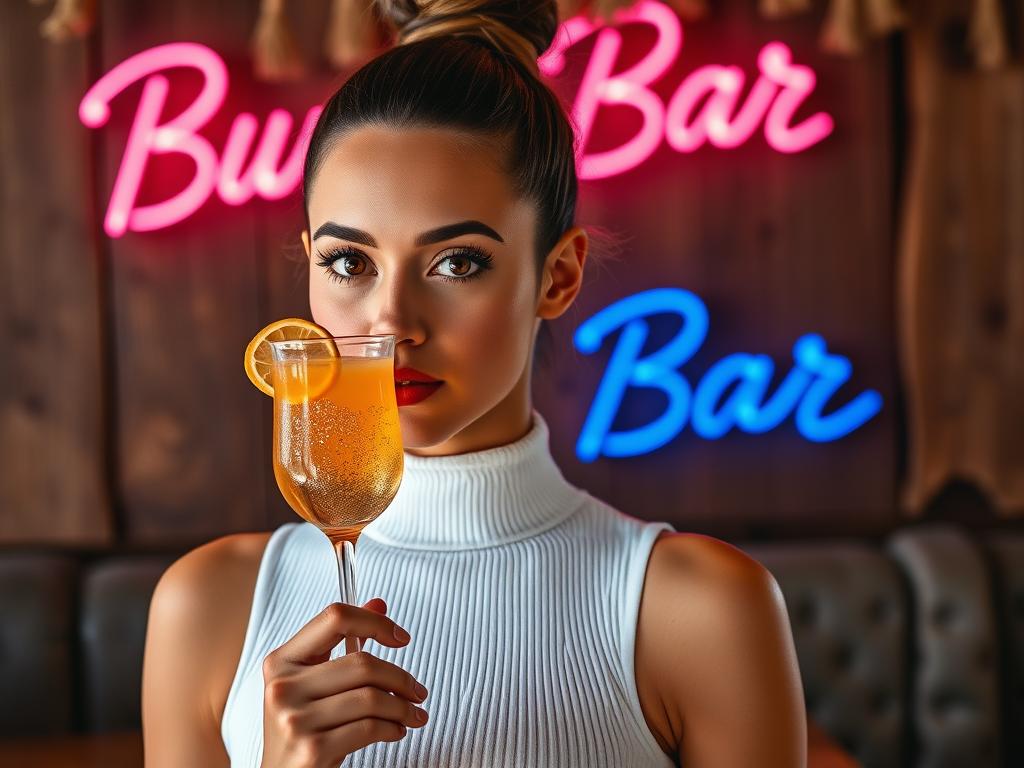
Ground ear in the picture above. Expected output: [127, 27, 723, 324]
[301, 228, 311, 259]
[537, 225, 588, 321]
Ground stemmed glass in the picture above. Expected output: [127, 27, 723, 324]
[269, 334, 403, 655]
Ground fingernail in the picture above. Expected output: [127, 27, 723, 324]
[394, 625, 411, 642]
[414, 682, 428, 701]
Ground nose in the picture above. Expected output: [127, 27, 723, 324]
[369, 270, 427, 347]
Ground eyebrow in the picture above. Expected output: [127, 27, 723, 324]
[312, 220, 505, 247]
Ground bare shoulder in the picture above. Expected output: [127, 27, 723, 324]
[645, 530, 776, 599]
[635, 532, 806, 766]
[142, 531, 273, 768]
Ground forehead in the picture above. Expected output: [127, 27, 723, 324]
[306, 126, 532, 241]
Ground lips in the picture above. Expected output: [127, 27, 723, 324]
[394, 367, 441, 384]
[394, 367, 443, 407]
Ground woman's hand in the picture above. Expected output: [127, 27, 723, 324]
[259, 598, 429, 768]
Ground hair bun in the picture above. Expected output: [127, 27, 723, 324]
[378, 0, 559, 77]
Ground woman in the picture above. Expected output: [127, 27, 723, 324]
[141, 1, 807, 766]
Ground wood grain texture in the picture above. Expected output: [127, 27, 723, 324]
[0, 1, 112, 544]
[898, 0, 1024, 517]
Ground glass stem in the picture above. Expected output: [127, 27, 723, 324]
[333, 538, 361, 655]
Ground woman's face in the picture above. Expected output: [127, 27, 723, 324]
[302, 126, 585, 455]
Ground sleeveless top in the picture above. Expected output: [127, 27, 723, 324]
[220, 409, 677, 767]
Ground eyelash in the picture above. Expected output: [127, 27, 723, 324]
[315, 245, 494, 285]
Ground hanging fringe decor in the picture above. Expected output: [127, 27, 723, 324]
[251, 0, 306, 82]
[556, 0, 587, 22]
[324, 0, 385, 70]
[820, 0, 864, 54]
[585, 0, 706, 23]
[663, 0, 709, 21]
[968, 0, 1009, 70]
[862, 0, 904, 36]
[759, 0, 812, 19]
[757, 0, 905, 55]
[39, 0, 96, 42]
[587, 0, 628, 22]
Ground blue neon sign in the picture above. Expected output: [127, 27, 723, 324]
[573, 287, 883, 462]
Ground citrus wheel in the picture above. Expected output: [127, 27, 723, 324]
[244, 318, 338, 400]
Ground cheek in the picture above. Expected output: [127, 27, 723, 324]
[439, 280, 535, 383]
[309, 277, 365, 336]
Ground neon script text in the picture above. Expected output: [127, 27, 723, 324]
[573, 288, 882, 462]
[80, 2, 833, 237]
[538, 1, 834, 179]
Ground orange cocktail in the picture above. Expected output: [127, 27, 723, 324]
[272, 353, 403, 547]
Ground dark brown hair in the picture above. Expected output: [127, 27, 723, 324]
[299, 0, 598, 366]
[301, 0, 579, 275]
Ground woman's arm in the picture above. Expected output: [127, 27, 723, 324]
[638, 533, 807, 767]
[141, 533, 269, 768]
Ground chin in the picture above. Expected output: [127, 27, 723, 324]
[396, 400, 489, 453]
[396, 408, 455, 450]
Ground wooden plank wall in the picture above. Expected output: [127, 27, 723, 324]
[0, 1, 112, 544]
[2, 0, 904, 545]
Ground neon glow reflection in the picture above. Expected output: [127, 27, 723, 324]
[573, 288, 882, 462]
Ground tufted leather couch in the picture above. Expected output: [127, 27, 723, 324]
[1, 522, 1021, 768]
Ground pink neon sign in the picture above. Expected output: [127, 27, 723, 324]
[80, 1, 834, 237]
[79, 42, 321, 237]
[537, 1, 834, 177]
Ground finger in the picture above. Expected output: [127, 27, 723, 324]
[364, 597, 387, 614]
[291, 650, 428, 704]
[271, 603, 410, 667]
[298, 685, 429, 732]
[319, 717, 409, 755]
[361, 598, 391, 650]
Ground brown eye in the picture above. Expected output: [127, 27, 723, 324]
[447, 256, 471, 276]
[428, 247, 493, 283]
[341, 256, 365, 276]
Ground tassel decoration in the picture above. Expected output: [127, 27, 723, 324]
[863, 0, 905, 36]
[584, 0, 707, 23]
[39, 0, 96, 42]
[251, 0, 306, 82]
[324, 0, 384, 70]
[587, 0, 624, 23]
[759, 0, 811, 19]
[968, 0, 1009, 70]
[664, 0, 709, 21]
[820, 0, 863, 55]
[556, 0, 587, 21]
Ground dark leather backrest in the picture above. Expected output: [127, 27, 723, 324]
[0, 553, 77, 737]
[888, 524, 1001, 768]
[743, 541, 909, 768]
[1, 525, 1019, 768]
[984, 533, 1024, 768]
[79, 555, 176, 732]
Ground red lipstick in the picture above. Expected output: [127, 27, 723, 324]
[394, 367, 443, 407]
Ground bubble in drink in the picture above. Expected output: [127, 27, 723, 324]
[272, 356, 403, 544]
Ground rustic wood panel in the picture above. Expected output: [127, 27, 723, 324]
[898, 0, 1024, 518]
[0, 1, 112, 544]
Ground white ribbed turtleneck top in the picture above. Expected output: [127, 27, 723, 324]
[221, 409, 677, 767]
